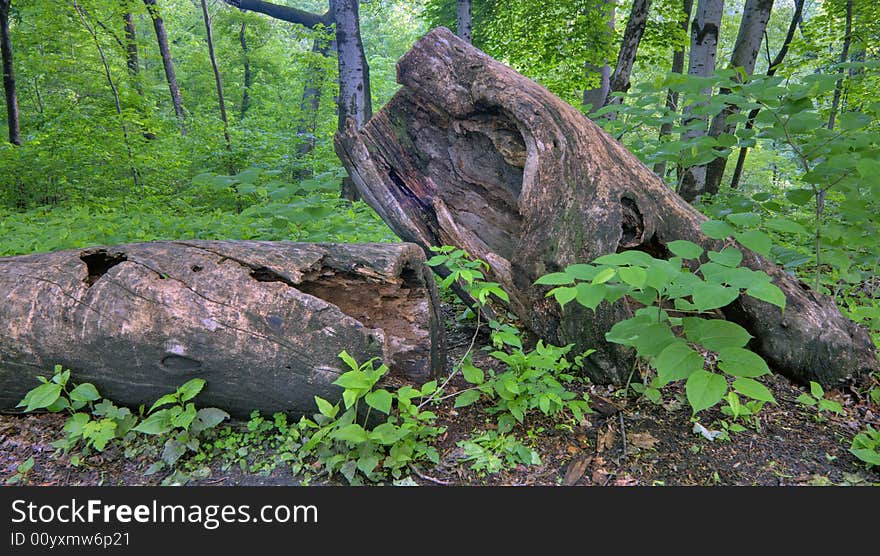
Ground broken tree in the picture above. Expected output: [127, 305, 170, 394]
[0, 241, 445, 416]
[335, 27, 877, 386]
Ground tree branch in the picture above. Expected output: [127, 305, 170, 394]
[223, 0, 332, 29]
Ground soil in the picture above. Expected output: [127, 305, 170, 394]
[2, 303, 879, 487]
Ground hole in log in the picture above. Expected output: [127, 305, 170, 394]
[191, 265, 203, 273]
[80, 249, 128, 287]
[619, 197, 644, 249]
[297, 268, 431, 380]
[250, 266, 296, 287]
[159, 354, 203, 373]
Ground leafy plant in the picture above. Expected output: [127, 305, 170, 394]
[5, 457, 35, 485]
[795, 381, 844, 420]
[296, 352, 445, 485]
[850, 426, 880, 469]
[457, 430, 541, 475]
[538, 237, 784, 416]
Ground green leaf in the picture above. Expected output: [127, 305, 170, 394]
[667, 240, 704, 259]
[132, 409, 174, 435]
[333, 370, 372, 390]
[575, 282, 605, 310]
[701, 220, 735, 239]
[717, 348, 771, 378]
[365, 389, 393, 414]
[692, 283, 740, 311]
[796, 393, 817, 406]
[765, 218, 808, 235]
[461, 358, 484, 385]
[809, 381, 824, 399]
[746, 281, 786, 310]
[817, 399, 843, 414]
[726, 212, 761, 227]
[733, 378, 776, 403]
[654, 341, 705, 386]
[564, 264, 598, 280]
[177, 378, 206, 403]
[314, 396, 339, 419]
[330, 423, 368, 443]
[338, 350, 359, 372]
[550, 286, 577, 307]
[592, 268, 616, 285]
[69, 383, 101, 403]
[149, 393, 179, 414]
[618, 266, 648, 288]
[685, 371, 728, 414]
[190, 408, 229, 433]
[707, 247, 743, 268]
[23, 383, 62, 412]
[534, 273, 574, 286]
[735, 231, 772, 255]
[357, 455, 380, 475]
[682, 317, 752, 351]
[850, 448, 880, 466]
[593, 251, 654, 266]
[785, 188, 814, 206]
[454, 390, 482, 408]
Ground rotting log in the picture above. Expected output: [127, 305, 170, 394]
[0, 241, 445, 416]
[334, 27, 878, 386]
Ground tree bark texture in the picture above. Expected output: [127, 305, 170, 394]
[123, 9, 140, 89]
[678, 0, 724, 201]
[332, 0, 371, 131]
[653, 0, 693, 177]
[335, 27, 877, 387]
[456, 0, 472, 43]
[607, 0, 651, 104]
[296, 34, 334, 162]
[200, 0, 231, 152]
[239, 21, 251, 119]
[0, 241, 445, 416]
[0, 0, 20, 145]
[702, 0, 774, 195]
[583, 0, 615, 112]
[143, 0, 185, 133]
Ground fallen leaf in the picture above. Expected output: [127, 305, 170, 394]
[566, 445, 579, 455]
[563, 456, 592, 486]
[614, 475, 638, 486]
[591, 468, 608, 485]
[629, 432, 660, 450]
[597, 425, 615, 454]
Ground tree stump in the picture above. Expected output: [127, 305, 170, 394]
[0, 241, 445, 416]
[335, 27, 877, 386]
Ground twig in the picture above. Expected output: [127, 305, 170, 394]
[619, 412, 627, 460]
[418, 310, 482, 409]
[408, 464, 452, 485]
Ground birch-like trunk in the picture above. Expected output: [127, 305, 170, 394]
[143, 0, 185, 134]
[332, 0, 371, 130]
[654, 0, 694, 177]
[456, 0, 472, 43]
[606, 0, 651, 105]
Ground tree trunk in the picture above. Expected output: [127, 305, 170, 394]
[332, 0, 371, 130]
[702, 0, 774, 195]
[143, 0, 185, 134]
[826, 0, 853, 132]
[200, 0, 231, 155]
[296, 33, 334, 163]
[730, 0, 803, 189]
[0, 241, 445, 416]
[678, 0, 724, 202]
[456, 0, 472, 43]
[653, 0, 693, 177]
[606, 0, 651, 105]
[582, 0, 615, 112]
[335, 27, 877, 387]
[122, 9, 141, 95]
[239, 21, 251, 119]
[0, 0, 20, 145]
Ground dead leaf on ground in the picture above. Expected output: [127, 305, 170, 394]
[629, 432, 660, 450]
[563, 455, 592, 486]
[597, 425, 615, 454]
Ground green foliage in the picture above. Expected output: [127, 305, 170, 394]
[795, 381, 844, 421]
[850, 426, 880, 469]
[295, 352, 445, 485]
[457, 430, 541, 475]
[540, 244, 783, 416]
[5, 457, 35, 485]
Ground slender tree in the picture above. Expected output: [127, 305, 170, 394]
[678, 0, 724, 202]
[583, 0, 615, 112]
[456, 0, 472, 43]
[827, 0, 853, 132]
[143, 0, 185, 133]
[333, 0, 371, 128]
[730, 0, 804, 189]
[296, 33, 334, 161]
[605, 0, 652, 106]
[654, 0, 694, 177]
[239, 21, 251, 119]
[701, 0, 774, 195]
[200, 0, 231, 156]
[0, 0, 20, 145]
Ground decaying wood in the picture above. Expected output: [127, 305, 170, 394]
[0, 241, 445, 416]
[335, 27, 878, 386]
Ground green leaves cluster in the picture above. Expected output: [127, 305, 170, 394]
[538, 240, 785, 416]
[795, 381, 844, 420]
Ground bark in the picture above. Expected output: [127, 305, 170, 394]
[456, 0, 472, 43]
[333, 0, 371, 130]
[583, 0, 615, 112]
[224, 0, 331, 29]
[239, 21, 251, 119]
[730, 0, 803, 189]
[123, 10, 140, 86]
[0, 241, 445, 416]
[200, 0, 231, 153]
[335, 27, 877, 387]
[606, 0, 651, 105]
[0, 0, 20, 145]
[143, 0, 185, 134]
[653, 0, 693, 177]
[702, 0, 774, 195]
[826, 0, 853, 132]
[296, 33, 334, 162]
[678, 0, 724, 202]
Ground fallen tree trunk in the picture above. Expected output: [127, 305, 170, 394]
[335, 27, 878, 386]
[0, 241, 445, 416]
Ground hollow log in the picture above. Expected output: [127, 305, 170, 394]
[0, 241, 445, 416]
[334, 27, 877, 386]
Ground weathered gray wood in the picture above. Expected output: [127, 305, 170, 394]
[335, 27, 878, 387]
[0, 241, 445, 416]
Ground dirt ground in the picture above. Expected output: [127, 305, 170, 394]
[2, 306, 879, 487]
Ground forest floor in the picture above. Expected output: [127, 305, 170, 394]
[2, 304, 879, 487]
